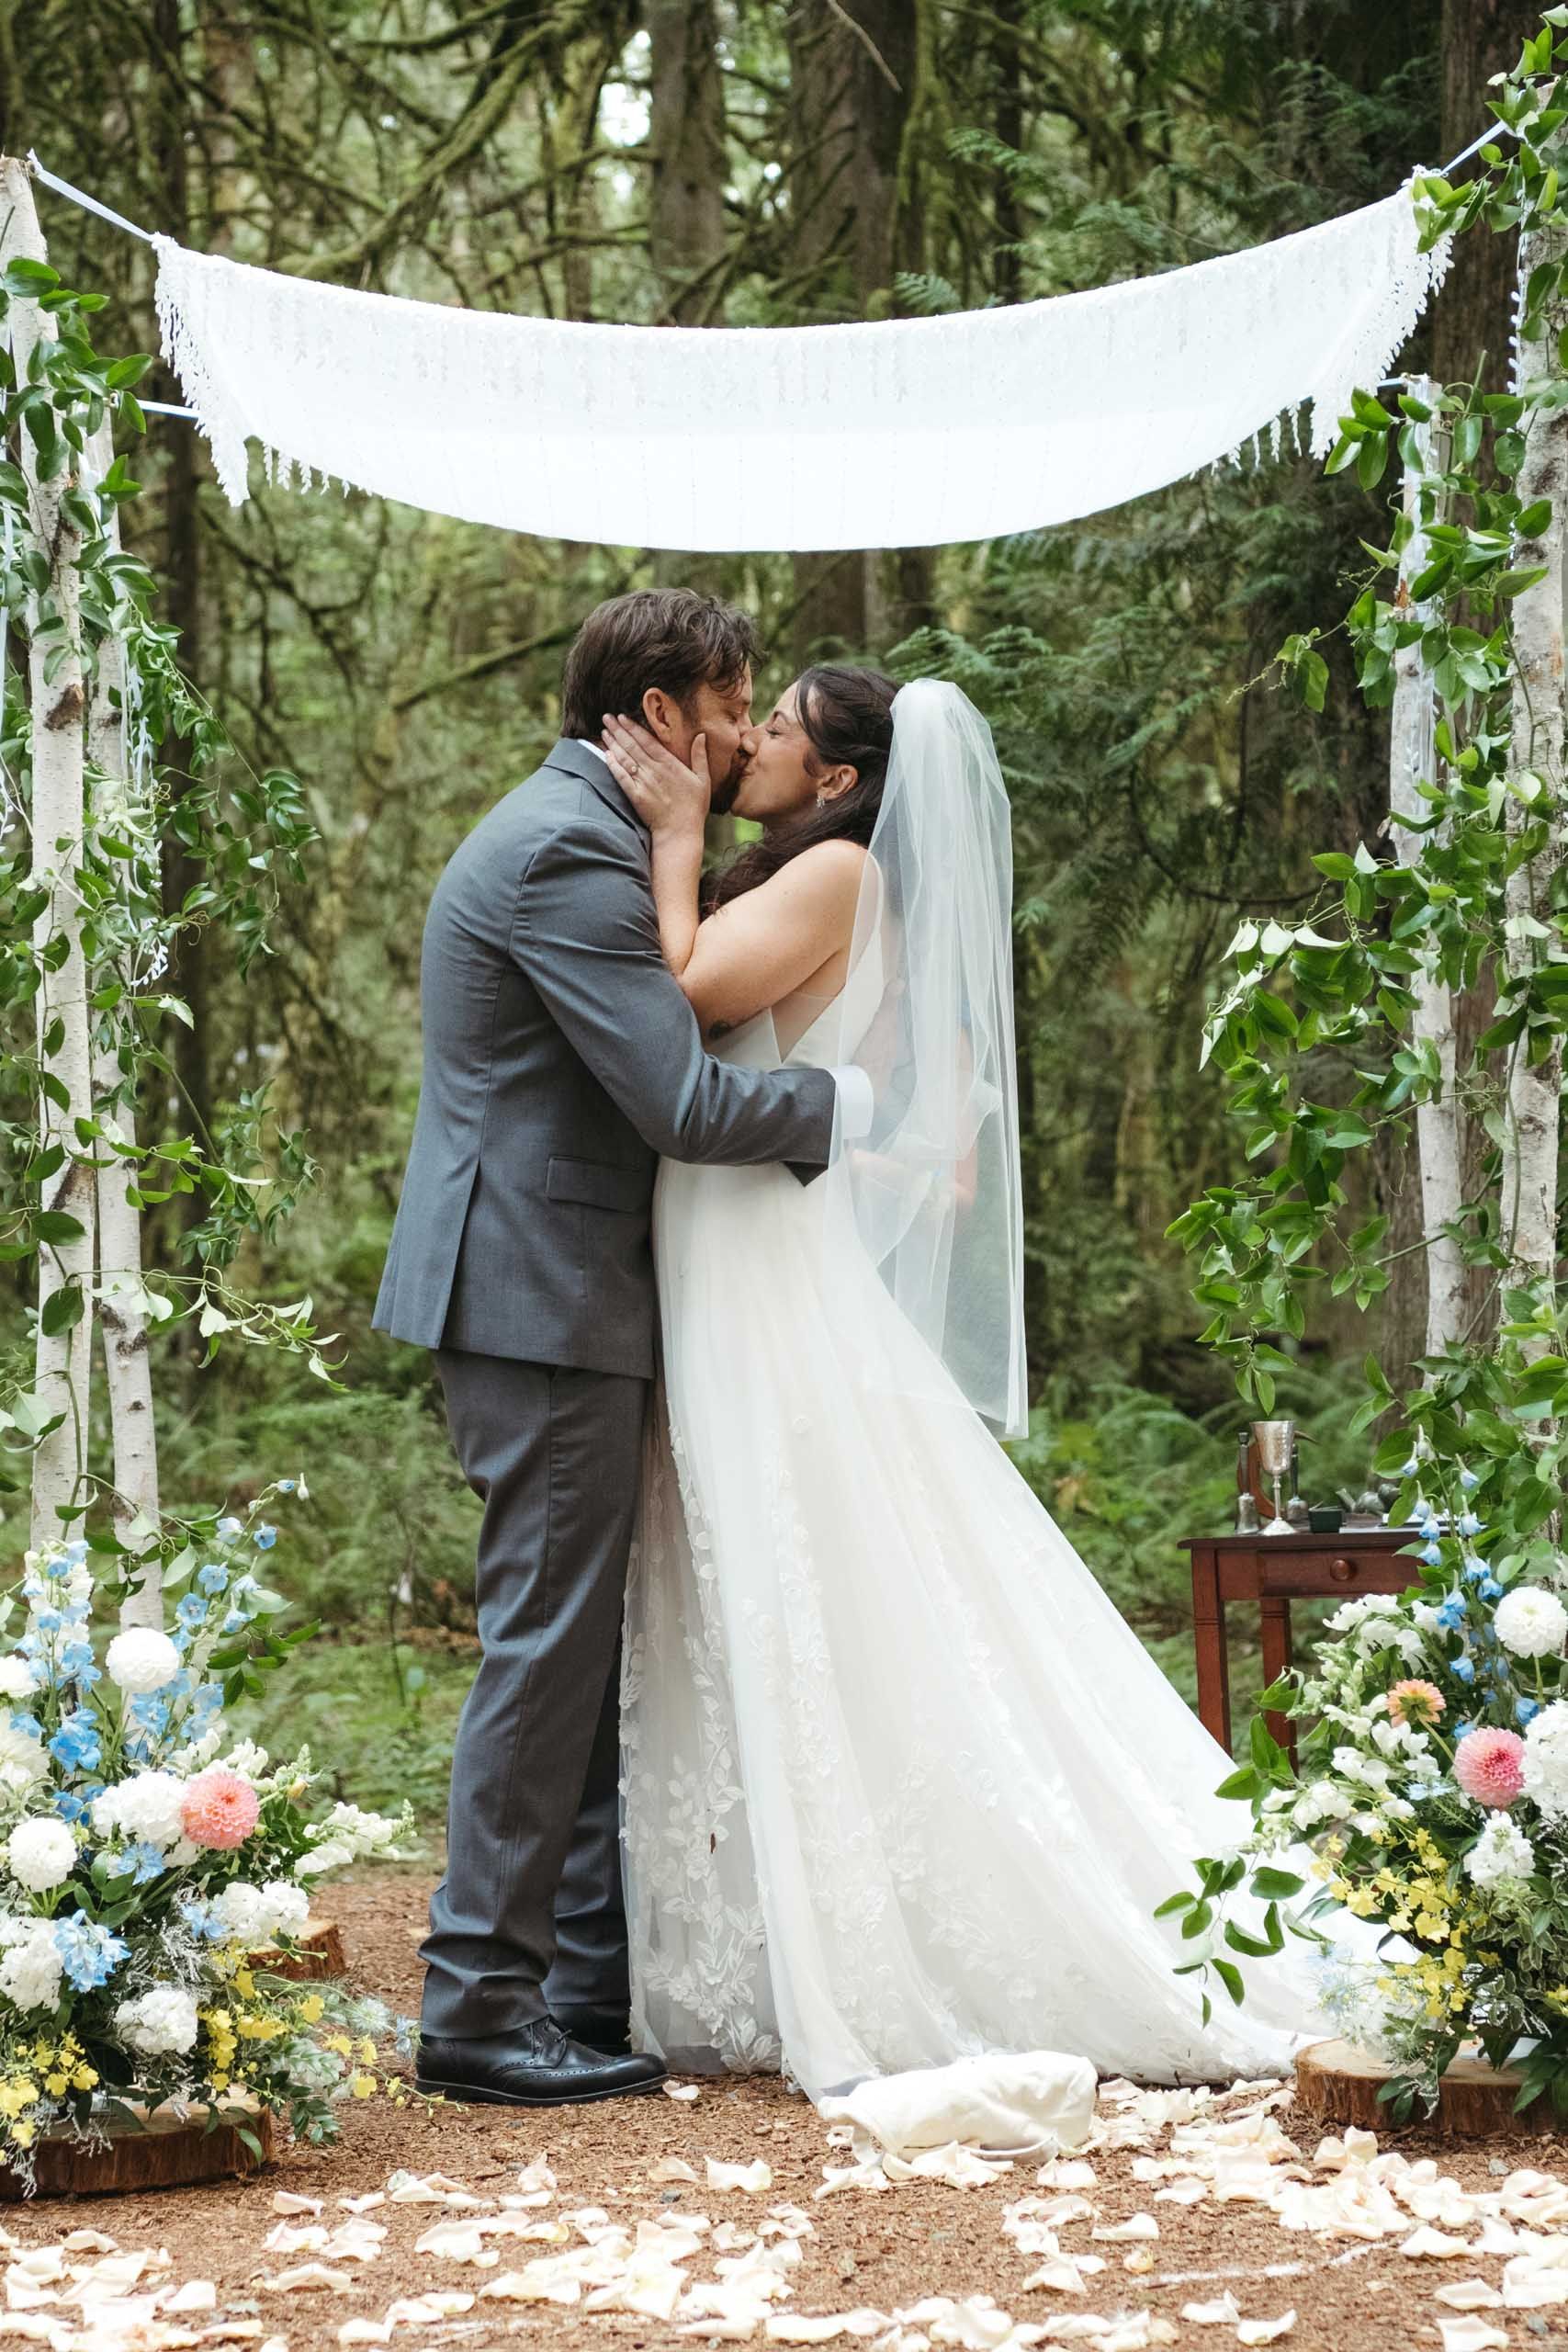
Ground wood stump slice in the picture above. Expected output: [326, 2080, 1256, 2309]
[250, 1919, 345, 1981]
[0, 2101, 276, 2199]
[1295, 2036, 1551, 2137]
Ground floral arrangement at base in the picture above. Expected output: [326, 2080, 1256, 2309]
[1159, 1470, 1568, 2122]
[0, 1483, 412, 2188]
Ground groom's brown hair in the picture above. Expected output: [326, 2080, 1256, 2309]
[560, 589, 761, 741]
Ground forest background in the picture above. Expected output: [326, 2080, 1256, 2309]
[0, 0, 1543, 1834]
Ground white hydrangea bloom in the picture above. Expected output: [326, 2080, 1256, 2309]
[115, 1985, 199, 2056]
[1495, 1586, 1568, 1661]
[0, 1726, 47, 1802]
[92, 1770, 187, 1850]
[1522, 1702, 1568, 1823]
[6, 1815, 76, 1893]
[0, 1924, 62, 2012]
[0, 1658, 38, 1702]
[264, 1880, 310, 1939]
[1463, 1814, 1537, 1888]
[105, 1628, 182, 1695]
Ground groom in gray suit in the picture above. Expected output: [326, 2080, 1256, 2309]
[376, 590, 849, 2106]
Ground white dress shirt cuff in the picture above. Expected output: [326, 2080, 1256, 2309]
[830, 1065, 874, 1141]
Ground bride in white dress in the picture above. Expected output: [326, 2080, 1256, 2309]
[600, 669, 1344, 2101]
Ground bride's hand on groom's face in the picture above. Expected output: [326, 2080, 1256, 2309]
[602, 713, 711, 837]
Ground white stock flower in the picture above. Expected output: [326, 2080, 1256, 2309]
[296, 1839, 353, 1879]
[6, 1816, 76, 1893]
[0, 1658, 37, 1703]
[1522, 1702, 1568, 1823]
[92, 1770, 187, 1851]
[105, 1628, 182, 1695]
[115, 1985, 198, 2056]
[222, 1740, 269, 1780]
[0, 1924, 62, 2012]
[1495, 1586, 1568, 1661]
[1463, 1814, 1537, 1888]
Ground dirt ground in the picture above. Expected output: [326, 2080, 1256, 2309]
[6, 1867, 1568, 2352]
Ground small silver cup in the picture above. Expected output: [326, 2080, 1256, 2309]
[1252, 1418, 1297, 1536]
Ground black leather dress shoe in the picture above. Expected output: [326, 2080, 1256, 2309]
[550, 2006, 632, 2055]
[415, 2018, 665, 2106]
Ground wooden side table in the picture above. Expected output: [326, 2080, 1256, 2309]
[1179, 1527, 1425, 1763]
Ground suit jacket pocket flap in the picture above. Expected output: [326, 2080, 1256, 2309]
[546, 1155, 648, 1213]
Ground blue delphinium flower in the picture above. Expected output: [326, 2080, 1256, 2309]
[10, 1713, 42, 1745]
[277, 1479, 297, 1495]
[118, 1842, 165, 1886]
[253, 1525, 276, 1552]
[1419, 1541, 1443, 1567]
[1459, 1511, 1483, 1537]
[176, 1894, 227, 1941]
[1451, 1720, 1473, 1741]
[59, 1640, 99, 1688]
[31, 1610, 62, 1636]
[1464, 1558, 1489, 1583]
[1452, 1655, 1476, 1685]
[1436, 1597, 1467, 1631]
[51, 1790, 87, 1823]
[49, 1709, 101, 1771]
[128, 1693, 171, 1737]
[1518, 1697, 1541, 1727]
[1460, 1467, 1481, 1493]
[197, 1564, 229, 1597]
[215, 1517, 243, 1541]
[175, 1594, 207, 1630]
[220, 1611, 245, 1637]
[1479, 1577, 1504, 1602]
[188, 1680, 225, 1727]
[52, 1912, 129, 1991]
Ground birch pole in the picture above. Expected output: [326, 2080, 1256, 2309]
[1504, 223, 1568, 1367]
[1388, 376, 1467, 1360]
[1, 159, 96, 1555]
[84, 417, 162, 1624]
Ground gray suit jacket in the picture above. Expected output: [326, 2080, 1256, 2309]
[373, 739, 836, 1377]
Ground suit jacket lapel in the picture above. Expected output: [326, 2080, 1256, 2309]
[542, 737, 649, 836]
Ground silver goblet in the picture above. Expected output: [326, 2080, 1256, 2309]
[1252, 1419, 1297, 1536]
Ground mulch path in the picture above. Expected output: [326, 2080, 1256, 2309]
[4, 1867, 1565, 2352]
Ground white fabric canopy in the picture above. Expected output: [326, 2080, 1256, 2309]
[153, 183, 1448, 552]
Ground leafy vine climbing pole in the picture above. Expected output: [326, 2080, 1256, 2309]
[1162, 20, 1568, 2063]
[0, 157, 325, 1610]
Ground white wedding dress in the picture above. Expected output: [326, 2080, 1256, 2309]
[621, 1000, 1347, 2101]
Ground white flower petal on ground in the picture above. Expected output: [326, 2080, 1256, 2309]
[1089, 2214, 1158, 2242]
[272, 2194, 322, 2217]
[1400, 2226, 1473, 2258]
[160, 2281, 218, 2312]
[649, 2157, 700, 2185]
[665, 2081, 701, 2101]
[1180, 2295, 1242, 2324]
[1236, 2317, 1295, 2346]
[339, 2195, 386, 2215]
[1019, 2260, 1087, 2297]
[257, 2265, 361, 2293]
[1036, 2161, 1098, 2190]
[1434, 2282, 1505, 2309]
[706, 2157, 773, 2194]
[1435, 2322, 1508, 2352]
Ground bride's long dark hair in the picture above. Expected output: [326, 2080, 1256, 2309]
[704, 664, 898, 912]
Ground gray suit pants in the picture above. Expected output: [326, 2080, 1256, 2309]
[421, 1349, 647, 2037]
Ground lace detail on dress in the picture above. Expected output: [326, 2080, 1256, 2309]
[622, 1392, 780, 2073]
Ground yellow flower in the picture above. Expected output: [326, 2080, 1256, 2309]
[43, 2075, 66, 2098]
[71, 2067, 96, 2092]
[325, 2033, 352, 2057]
[235, 1970, 255, 1997]
[358, 2038, 377, 2065]
[298, 1995, 324, 2025]
[12, 2123, 34, 2148]
[350, 2073, 376, 2100]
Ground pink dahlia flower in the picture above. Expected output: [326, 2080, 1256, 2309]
[1453, 1726, 1527, 1811]
[1388, 1679, 1446, 1729]
[180, 1766, 260, 1849]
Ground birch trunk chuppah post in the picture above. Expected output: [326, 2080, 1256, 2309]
[1504, 219, 1568, 1396]
[0, 157, 96, 1558]
[84, 412, 162, 1625]
[1388, 373, 1468, 1361]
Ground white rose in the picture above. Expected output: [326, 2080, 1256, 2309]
[1495, 1586, 1568, 1661]
[105, 1628, 182, 1696]
[6, 1816, 76, 1894]
[115, 1985, 198, 2057]
[0, 1659, 37, 1703]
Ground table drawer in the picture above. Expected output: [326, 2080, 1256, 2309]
[1241, 1552, 1429, 1609]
